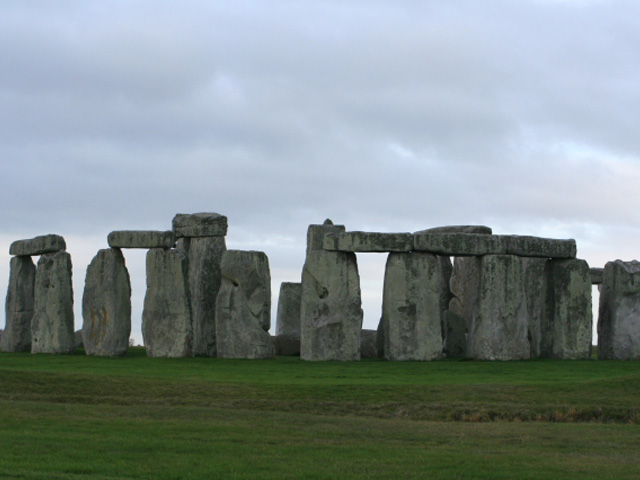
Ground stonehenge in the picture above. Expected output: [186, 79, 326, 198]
[2, 214, 640, 361]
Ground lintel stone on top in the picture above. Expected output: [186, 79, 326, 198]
[173, 212, 228, 238]
[500, 235, 577, 259]
[323, 232, 414, 252]
[415, 225, 493, 235]
[413, 232, 506, 256]
[9, 234, 66, 256]
[590, 267, 604, 285]
[108, 230, 175, 249]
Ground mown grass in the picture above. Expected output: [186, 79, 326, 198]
[1, 348, 639, 479]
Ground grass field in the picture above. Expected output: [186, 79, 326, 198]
[1, 348, 639, 479]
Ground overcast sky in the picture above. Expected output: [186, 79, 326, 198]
[2, 0, 639, 343]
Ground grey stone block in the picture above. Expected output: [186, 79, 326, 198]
[590, 267, 604, 285]
[360, 329, 378, 359]
[380, 252, 443, 361]
[301, 249, 362, 361]
[542, 259, 592, 359]
[415, 225, 492, 235]
[215, 250, 274, 359]
[466, 255, 530, 361]
[598, 260, 640, 360]
[413, 233, 506, 256]
[173, 212, 228, 238]
[142, 248, 192, 357]
[82, 248, 132, 356]
[501, 235, 577, 259]
[273, 334, 300, 356]
[177, 236, 226, 357]
[10, 234, 66, 256]
[31, 251, 75, 354]
[276, 282, 301, 338]
[323, 232, 414, 252]
[522, 257, 549, 358]
[1, 256, 35, 352]
[306, 219, 345, 256]
[445, 257, 481, 357]
[107, 230, 175, 249]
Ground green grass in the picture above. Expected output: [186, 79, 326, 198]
[1, 348, 639, 479]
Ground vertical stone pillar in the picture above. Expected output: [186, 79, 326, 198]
[380, 252, 443, 360]
[445, 256, 481, 357]
[215, 250, 274, 359]
[142, 248, 192, 357]
[82, 248, 132, 356]
[467, 255, 530, 360]
[1, 256, 36, 352]
[542, 258, 592, 359]
[300, 249, 363, 361]
[31, 251, 75, 354]
[522, 257, 548, 358]
[598, 260, 640, 360]
[173, 213, 227, 357]
[274, 282, 302, 355]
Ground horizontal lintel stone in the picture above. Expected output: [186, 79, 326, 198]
[173, 212, 228, 238]
[108, 230, 175, 249]
[9, 234, 66, 256]
[413, 233, 506, 256]
[323, 232, 414, 252]
[414, 225, 493, 235]
[590, 267, 604, 285]
[500, 235, 577, 259]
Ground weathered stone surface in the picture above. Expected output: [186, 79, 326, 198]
[437, 256, 453, 349]
[215, 250, 274, 359]
[413, 233, 506, 256]
[273, 334, 300, 356]
[360, 329, 378, 358]
[380, 252, 443, 361]
[323, 232, 413, 252]
[598, 260, 640, 360]
[542, 259, 592, 359]
[173, 212, 228, 238]
[276, 282, 301, 338]
[501, 235, 577, 259]
[10, 234, 66, 256]
[467, 255, 530, 361]
[306, 219, 345, 256]
[107, 230, 175, 249]
[82, 248, 132, 356]
[177, 236, 226, 357]
[1, 256, 35, 352]
[445, 257, 481, 357]
[300, 250, 362, 361]
[522, 257, 549, 358]
[590, 267, 604, 285]
[142, 248, 192, 357]
[74, 329, 83, 349]
[415, 225, 493, 235]
[31, 251, 75, 354]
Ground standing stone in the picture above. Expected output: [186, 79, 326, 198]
[360, 329, 378, 358]
[437, 256, 453, 349]
[215, 250, 274, 359]
[522, 257, 549, 358]
[82, 248, 132, 356]
[1, 256, 36, 352]
[306, 219, 345, 256]
[178, 236, 226, 357]
[300, 250, 363, 361]
[275, 282, 302, 356]
[542, 259, 592, 359]
[598, 260, 640, 360]
[467, 255, 530, 361]
[446, 257, 481, 357]
[276, 282, 302, 338]
[31, 251, 75, 354]
[380, 252, 443, 361]
[142, 248, 192, 358]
